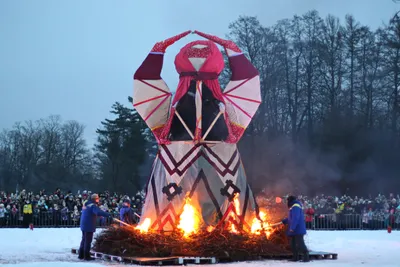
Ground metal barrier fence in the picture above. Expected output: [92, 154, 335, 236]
[0, 212, 121, 228]
[0, 212, 399, 230]
[309, 213, 400, 230]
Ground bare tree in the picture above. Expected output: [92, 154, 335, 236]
[38, 115, 62, 166]
[0, 115, 92, 191]
[343, 15, 362, 117]
[60, 121, 88, 174]
[300, 10, 324, 138]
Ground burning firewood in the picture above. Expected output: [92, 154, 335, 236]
[93, 224, 291, 260]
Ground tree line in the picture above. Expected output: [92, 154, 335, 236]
[1, 10, 400, 195]
[0, 99, 152, 193]
[225, 11, 400, 196]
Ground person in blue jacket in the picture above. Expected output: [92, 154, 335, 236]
[281, 195, 310, 262]
[78, 193, 111, 261]
[119, 199, 134, 225]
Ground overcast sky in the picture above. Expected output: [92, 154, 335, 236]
[0, 0, 398, 147]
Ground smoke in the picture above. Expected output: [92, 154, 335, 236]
[343, 129, 400, 196]
[239, 129, 400, 198]
[241, 136, 341, 197]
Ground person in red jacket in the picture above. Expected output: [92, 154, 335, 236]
[305, 204, 315, 229]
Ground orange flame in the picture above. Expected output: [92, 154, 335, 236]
[230, 221, 238, 233]
[135, 218, 151, 233]
[206, 225, 215, 232]
[227, 193, 240, 234]
[177, 196, 200, 237]
[250, 217, 263, 235]
[133, 193, 274, 238]
[250, 211, 271, 238]
[233, 193, 240, 216]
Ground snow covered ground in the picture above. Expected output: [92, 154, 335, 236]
[0, 228, 399, 267]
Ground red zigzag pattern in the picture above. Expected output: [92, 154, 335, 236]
[159, 144, 240, 176]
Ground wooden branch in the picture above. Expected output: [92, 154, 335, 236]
[175, 111, 194, 139]
[93, 224, 291, 258]
[202, 111, 223, 141]
[269, 222, 283, 227]
[113, 218, 135, 229]
[201, 141, 220, 144]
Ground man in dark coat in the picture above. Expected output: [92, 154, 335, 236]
[119, 199, 134, 225]
[282, 195, 310, 262]
[79, 193, 111, 261]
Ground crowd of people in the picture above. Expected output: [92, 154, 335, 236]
[0, 189, 144, 228]
[0, 188, 399, 229]
[256, 192, 400, 230]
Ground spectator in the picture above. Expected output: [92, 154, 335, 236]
[22, 199, 33, 229]
[72, 205, 80, 226]
[0, 188, 398, 231]
[305, 203, 314, 229]
[0, 203, 6, 227]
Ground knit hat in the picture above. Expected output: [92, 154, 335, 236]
[91, 194, 100, 203]
[287, 195, 296, 207]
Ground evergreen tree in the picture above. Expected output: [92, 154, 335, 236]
[95, 98, 150, 192]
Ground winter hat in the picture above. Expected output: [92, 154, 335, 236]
[287, 195, 296, 207]
[91, 194, 100, 202]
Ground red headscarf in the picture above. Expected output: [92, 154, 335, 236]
[172, 40, 225, 104]
[160, 40, 230, 142]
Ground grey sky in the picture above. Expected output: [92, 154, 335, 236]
[0, 0, 398, 147]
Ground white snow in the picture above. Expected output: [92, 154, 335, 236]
[0, 228, 399, 267]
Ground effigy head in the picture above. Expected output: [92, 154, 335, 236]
[174, 40, 224, 75]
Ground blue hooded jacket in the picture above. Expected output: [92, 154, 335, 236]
[119, 205, 134, 224]
[80, 200, 110, 232]
[282, 200, 307, 236]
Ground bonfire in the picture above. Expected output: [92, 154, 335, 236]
[93, 195, 291, 260]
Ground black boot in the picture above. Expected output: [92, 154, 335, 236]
[289, 254, 300, 262]
[84, 252, 95, 261]
[301, 251, 310, 262]
[78, 249, 84, 260]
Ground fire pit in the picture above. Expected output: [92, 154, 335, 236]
[94, 194, 291, 260]
[93, 222, 291, 260]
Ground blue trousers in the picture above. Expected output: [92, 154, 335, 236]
[79, 231, 94, 255]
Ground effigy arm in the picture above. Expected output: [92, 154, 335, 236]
[194, 31, 261, 142]
[132, 31, 191, 141]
